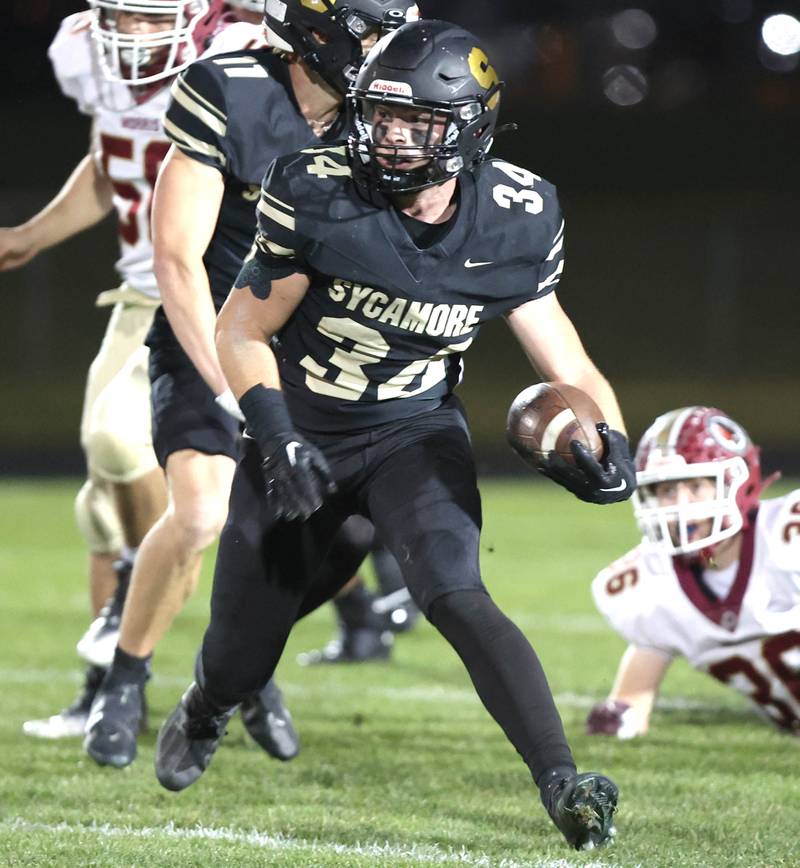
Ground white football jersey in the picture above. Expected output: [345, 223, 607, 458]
[592, 490, 800, 732]
[47, 13, 264, 299]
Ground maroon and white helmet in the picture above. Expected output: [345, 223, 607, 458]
[88, 0, 223, 85]
[632, 406, 763, 555]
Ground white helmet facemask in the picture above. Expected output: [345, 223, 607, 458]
[226, 0, 264, 11]
[632, 455, 750, 555]
[88, 0, 210, 86]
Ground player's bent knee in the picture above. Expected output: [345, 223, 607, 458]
[74, 478, 124, 554]
[170, 496, 229, 553]
[398, 565, 487, 618]
[85, 427, 157, 485]
[426, 587, 494, 626]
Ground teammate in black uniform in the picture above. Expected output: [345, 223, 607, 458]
[85, 0, 420, 768]
[155, 20, 635, 850]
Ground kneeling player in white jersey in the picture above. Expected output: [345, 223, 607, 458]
[587, 406, 799, 738]
[3, 1, 295, 753]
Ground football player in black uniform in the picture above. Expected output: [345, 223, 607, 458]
[85, 0, 420, 769]
[154, 20, 636, 850]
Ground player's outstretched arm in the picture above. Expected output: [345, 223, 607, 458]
[152, 146, 228, 397]
[0, 151, 112, 272]
[587, 645, 672, 738]
[506, 293, 636, 503]
[506, 292, 626, 432]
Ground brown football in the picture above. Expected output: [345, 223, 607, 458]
[506, 382, 605, 470]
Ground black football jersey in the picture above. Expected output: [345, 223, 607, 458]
[252, 146, 566, 433]
[163, 49, 346, 307]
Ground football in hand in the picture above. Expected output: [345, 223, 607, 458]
[506, 382, 605, 470]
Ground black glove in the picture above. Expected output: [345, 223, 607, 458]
[260, 433, 337, 521]
[540, 423, 636, 505]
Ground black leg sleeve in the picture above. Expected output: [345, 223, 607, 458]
[200, 438, 342, 707]
[371, 542, 406, 596]
[296, 514, 374, 620]
[427, 589, 576, 785]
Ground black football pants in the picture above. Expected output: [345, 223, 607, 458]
[200, 396, 574, 782]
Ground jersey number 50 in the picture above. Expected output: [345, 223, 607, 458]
[100, 134, 170, 247]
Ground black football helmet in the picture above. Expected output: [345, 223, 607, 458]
[347, 19, 504, 193]
[264, 0, 419, 94]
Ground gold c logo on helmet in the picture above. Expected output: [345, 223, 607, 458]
[301, 0, 336, 12]
[468, 47, 500, 109]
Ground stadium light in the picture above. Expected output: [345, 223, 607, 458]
[602, 64, 648, 106]
[761, 13, 800, 55]
[611, 9, 658, 50]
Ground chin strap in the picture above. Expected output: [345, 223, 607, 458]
[678, 533, 731, 570]
[695, 546, 718, 569]
[678, 547, 714, 570]
[691, 525, 745, 570]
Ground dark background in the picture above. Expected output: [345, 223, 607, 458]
[1, 0, 798, 476]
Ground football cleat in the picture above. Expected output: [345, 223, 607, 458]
[76, 560, 132, 668]
[22, 665, 105, 739]
[297, 626, 394, 666]
[546, 772, 618, 850]
[371, 588, 420, 634]
[239, 678, 300, 761]
[83, 678, 147, 768]
[155, 682, 237, 792]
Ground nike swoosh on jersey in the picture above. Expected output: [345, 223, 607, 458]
[464, 258, 494, 268]
[599, 479, 628, 493]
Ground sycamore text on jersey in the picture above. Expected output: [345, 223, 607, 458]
[327, 278, 483, 338]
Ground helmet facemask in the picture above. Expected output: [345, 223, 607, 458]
[88, 0, 211, 86]
[226, 0, 264, 11]
[633, 456, 751, 555]
[348, 87, 500, 193]
[631, 406, 767, 558]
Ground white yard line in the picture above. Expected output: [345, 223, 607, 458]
[511, 613, 607, 634]
[11, 601, 607, 633]
[1, 818, 623, 868]
[1, 667, 741, 714]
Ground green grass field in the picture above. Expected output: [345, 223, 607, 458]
[1, 478, 796, 868]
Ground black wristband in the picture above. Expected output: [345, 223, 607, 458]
[238, 384, 294, 453]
